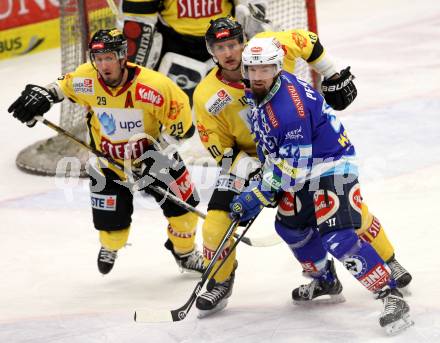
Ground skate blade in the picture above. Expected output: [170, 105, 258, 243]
[177, 266, 204, 275]
[197, 299, 228, 318]
[384, 313, 414, 336]
[293, 293, 346, 306]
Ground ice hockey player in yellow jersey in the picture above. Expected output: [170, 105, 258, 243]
[193, 17, 411, 316]
[8, 29, 204, 276]
[121, 0, 270, 97]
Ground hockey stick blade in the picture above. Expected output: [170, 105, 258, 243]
[241, 233, 282, 247]
[134, 309, 174, 323]
[135, 283, 202, 323]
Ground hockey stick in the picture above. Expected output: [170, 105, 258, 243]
[33, 116, 280, 247]
[135, 217, 255, 322]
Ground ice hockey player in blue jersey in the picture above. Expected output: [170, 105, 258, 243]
[229, 37, 414, 335]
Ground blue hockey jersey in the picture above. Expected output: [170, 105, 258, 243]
[245, 71, 358, 192]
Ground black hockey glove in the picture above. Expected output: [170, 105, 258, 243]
[8, 84, 55, 125]
[321, 67, 357, 111]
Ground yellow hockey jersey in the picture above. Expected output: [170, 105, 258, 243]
[123, 0, 233, 36]
[58, 62, 192, 175]
[255, 29, 324, 73]
[194, 29, 325, 166]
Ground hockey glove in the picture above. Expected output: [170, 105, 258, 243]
[321, 67, 357, 111]
[8, 84, 55, 125]
[235, 2, 273, 39]
[230, 182, 275, 222]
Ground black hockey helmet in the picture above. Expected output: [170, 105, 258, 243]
[89, 28, 128, 60]
[205, 17, 244, 55]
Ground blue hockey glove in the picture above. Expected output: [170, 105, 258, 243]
[230, 183, 275, 222]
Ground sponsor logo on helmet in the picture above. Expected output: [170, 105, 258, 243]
[272, 38, 281, 49]
[206, 89, 232, 115]
[109, 29, 122, 37]
[250, 46, 262, 54]
[91, 42, 105, 50]
[135, 83, 164, 106]
[215, 29, 230, 39]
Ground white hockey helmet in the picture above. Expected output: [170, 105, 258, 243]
[241, 37, 285, 80]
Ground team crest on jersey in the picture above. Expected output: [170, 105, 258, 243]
[349, 183, 362, 214]
[291, 32, 308, 50]
[278, 192, 302, 217]
[313, 190, 340, 225]
[177, 0, 222, 18]
[135, 83, 164, 106]
[168, 100, 184, 120]
[206, 89, 232, 115]
[98, 112, 117, 135]
[73, 77, 94, 95]
[196, 122, 211, 142]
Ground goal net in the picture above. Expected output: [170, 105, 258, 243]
[15, 0, 318, 177]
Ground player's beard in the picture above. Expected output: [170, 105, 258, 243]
[251, 84, 270, 103]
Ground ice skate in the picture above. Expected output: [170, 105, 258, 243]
[165, 239, 205, 274]
[97, 246, 118, 275]
[387, 256, 412, 289]
[196, 268, 236, 318]
[376, 287, 414, 335]
[292, 259, 345, 305]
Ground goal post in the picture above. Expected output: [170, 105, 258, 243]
[15, 0, 318, 177]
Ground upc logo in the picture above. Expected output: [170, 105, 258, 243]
[98, 112, 116, 135]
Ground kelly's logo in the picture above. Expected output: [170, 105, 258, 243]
[135, 83, 164, 106]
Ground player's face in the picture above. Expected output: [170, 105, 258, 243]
[93, 52, 124, 87]
[211, 39, 243, 71]
[247, 64, 278, 98]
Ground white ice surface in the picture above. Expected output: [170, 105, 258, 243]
[1, 0, 440, 342]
